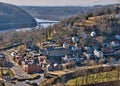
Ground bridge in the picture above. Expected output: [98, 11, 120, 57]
[37, 21, 59, 26]
[35, 18, 59, 27]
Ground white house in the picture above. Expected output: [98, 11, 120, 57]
[85, 46, 92, 53]
[90, 31, 96, 37]
[63, 42, 69, 48]
[72, 36, 79, 43]
[85, 46, 91, 50]
[94, 49, 103, 58]
[115, 34, 120, 40]
[111, 41, 120, 47]
[11, 52, 16, 57]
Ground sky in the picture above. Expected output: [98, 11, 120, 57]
[0, 0, 120, 6]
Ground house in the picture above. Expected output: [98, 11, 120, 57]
[61, 54, 80, 64]
[102, 48, 116, 56]
[94, 49, 103, 58]
[83, 52, 92, 59]
[48, 63, 63, 71]
[38, 56, 47, 70]
[110, 41, 120, 48]
[115, 34, 120, 40]
[90, 31, 96, 37]
[62, 54, 69, 63]
[0, 54, 7, 67]
[63, 42, 69, 48]
[14, 55, 23, 65]
[11, 52, 16, 57]
[71, 46, 77, 52]
[102, 43, 109, 48]
[47, 64, 54, 71]
[84, 46, 92, 54]
[71, 36, 79, 43]
[75, 42, 81, 49]
[38, 56, 47, 64]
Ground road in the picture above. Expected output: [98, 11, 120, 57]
[4, 51, 30, 79]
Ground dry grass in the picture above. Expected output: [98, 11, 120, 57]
[0, 69, 14, 78]
[67, 70, 120, 86]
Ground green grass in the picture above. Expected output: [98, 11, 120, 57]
[67, 70, 120, 86]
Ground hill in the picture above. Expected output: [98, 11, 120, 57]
[32, 4, 120, 45]
[0, 2, 37, 31]
[21, 4, 119, 21]
[0, 4, 119, 47]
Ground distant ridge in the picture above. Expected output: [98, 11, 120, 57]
[21, 4, 120, 21]
[0, 2, 37, 31]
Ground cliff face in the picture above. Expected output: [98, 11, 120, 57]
[0, 2, 37, 31]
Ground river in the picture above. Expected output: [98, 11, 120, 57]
[15, 18, 59, 31]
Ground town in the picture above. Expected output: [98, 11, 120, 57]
[0, 1, 119, 86]
[0, 13, 119, 86]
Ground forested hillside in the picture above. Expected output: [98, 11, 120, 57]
[0, 2, 37, 31]
[0, 4, 119, 48]
[21, 4, 119, 20]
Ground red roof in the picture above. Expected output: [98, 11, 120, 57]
[103, 48, 115, 54]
